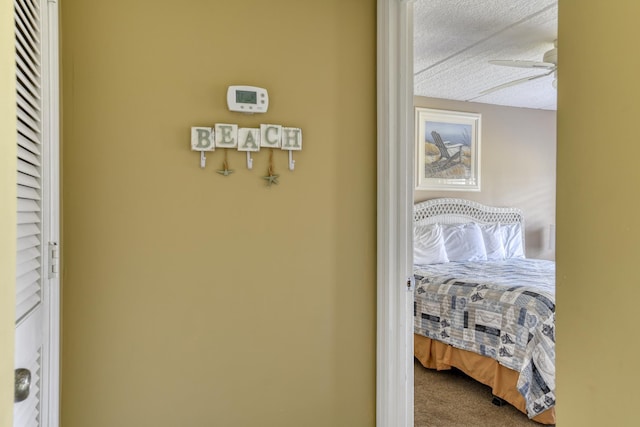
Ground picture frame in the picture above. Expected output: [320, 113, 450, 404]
[415, 108, 481, 191]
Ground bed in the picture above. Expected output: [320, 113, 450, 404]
[413, 198, 556, 425]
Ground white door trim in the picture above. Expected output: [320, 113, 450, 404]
[40, 0, 60, 425]
[376, 1, 414, 426]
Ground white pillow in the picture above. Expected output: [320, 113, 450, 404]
[414, 224, 449, 265]
[479, 223, 506, 260]
[441, 223, 487, 262]
[500, 223, 525, 259]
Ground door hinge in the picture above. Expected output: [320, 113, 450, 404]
[48, 242, 59, 279]
[406, 275, 415, 291]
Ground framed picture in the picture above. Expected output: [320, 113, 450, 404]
[415, 108, 481, 191]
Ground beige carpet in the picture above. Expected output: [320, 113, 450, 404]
[414, 359, 549, 427]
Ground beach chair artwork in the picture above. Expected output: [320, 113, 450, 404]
[415, 108, 480, 191]
[426, 130, 463, 174]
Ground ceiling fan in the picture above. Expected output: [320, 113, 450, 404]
[480, 41, 557, 96]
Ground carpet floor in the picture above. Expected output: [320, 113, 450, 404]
[414, 359, 549, 427]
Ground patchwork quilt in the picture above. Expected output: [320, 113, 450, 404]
[414, 258, 555, 418]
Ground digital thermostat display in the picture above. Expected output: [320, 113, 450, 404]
[227, 85, 268, 113]
[236, 90, 257, 104]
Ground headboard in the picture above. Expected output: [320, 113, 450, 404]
[414, 197, 524, 233]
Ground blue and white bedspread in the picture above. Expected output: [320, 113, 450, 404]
[414, 258, 555, 418]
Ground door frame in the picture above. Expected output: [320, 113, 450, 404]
[376, 1, 414, 426]
[40, 0, 61, 424]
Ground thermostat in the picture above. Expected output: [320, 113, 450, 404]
[227, 85, 269, 113]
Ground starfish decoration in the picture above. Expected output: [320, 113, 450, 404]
[262, 172, 279, 186]
[262, 164, 279, 186]
[217, 158, 234, 176]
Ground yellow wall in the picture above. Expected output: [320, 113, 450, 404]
[4, 1, 634, 426]
[60, 1, 376, 426]
[557, 1, 640, 424]
[0, 0, 17, 425]
[414, 96, 557, 260]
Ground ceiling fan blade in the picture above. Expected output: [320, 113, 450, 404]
[489, 59, 556, 70]
[479, 70, 555, 96]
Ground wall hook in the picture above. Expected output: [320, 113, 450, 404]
[288, 150, 295, 171]
[200, 151, 207, 168]
[247, 152, 254, 170]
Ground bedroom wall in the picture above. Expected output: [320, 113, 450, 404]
[60, 1, 376, 426]
[556, 1, 640, 424]
[414, 97, 556, 260]
[0, 0, 17, 424]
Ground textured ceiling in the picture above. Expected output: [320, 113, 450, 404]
[414, 0, 558, 110]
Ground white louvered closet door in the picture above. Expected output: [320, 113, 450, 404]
[14, 0, 59, 426]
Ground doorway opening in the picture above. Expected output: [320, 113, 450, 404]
[411, 1, 557, 426]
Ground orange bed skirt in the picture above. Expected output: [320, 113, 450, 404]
[414, 333, 555, 425]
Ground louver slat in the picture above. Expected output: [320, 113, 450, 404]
[17, 198, 40, 213]
[18, 158, 41, 178]
[16, 258, 39, 278]
[17, 211, 40, 225]
[17, 223, 40, 239]
[17, 171, 40, 189]
[17, 186, 40, 201]
[17, 246, 39, 265]
[17, 235, 39, 252]
[18, 146, 41, 167]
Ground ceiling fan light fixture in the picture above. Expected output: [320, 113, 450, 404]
[481, 40, 559, 96]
